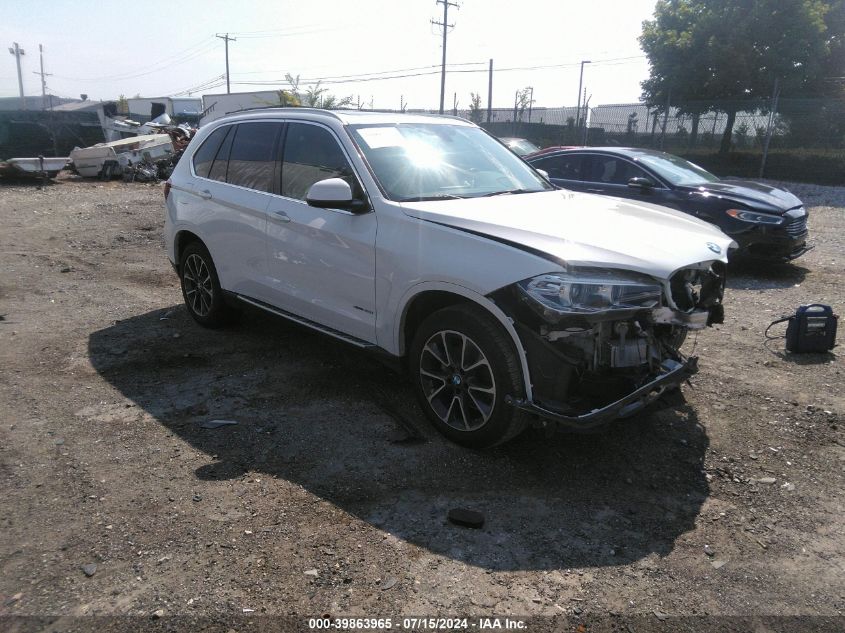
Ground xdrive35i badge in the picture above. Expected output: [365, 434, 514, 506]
[707, 242, 722, 254]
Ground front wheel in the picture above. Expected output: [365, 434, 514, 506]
[409, 304, 527, 448]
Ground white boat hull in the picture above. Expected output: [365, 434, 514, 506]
[4, 157, 69, 177]
[70, 134, 174, 178]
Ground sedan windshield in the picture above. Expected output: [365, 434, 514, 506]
[636, 152, 720, 186]
[348, 123, 552, 201]
[505, 138, 541, 156]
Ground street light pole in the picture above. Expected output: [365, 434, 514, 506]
[575, 60, 590, 130]
[8, 42, 26, 109]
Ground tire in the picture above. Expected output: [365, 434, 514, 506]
[179, 241, 238, 328]
[409, 304, 527, 448]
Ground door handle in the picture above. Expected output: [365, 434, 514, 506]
[586, 188, 604, 193]
[197, 189, 212, 200]
[270, 210, 291, 223]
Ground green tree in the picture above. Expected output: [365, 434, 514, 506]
[468, 92, 484, 123]
[287, 73, 352, 109]
[640, 0, 836, 153]
[515, 87, 533, 122]
[259, 74, 353, 109]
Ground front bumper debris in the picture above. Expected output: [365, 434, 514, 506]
[505, 356, 698, 430]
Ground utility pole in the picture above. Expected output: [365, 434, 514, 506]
[575, 60, 590, 131]
[660, 89, 671, 150]
[432, 0, 459, 114]
[527, 86, 534, 123]
[8, 42, 26, 109]
[486, 58, 493, 123]
[33, 44, 52, 110]
[215, 33, 236, 94]
[759, 78, 780, 178]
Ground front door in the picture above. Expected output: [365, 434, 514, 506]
[264, 121, 377, 344]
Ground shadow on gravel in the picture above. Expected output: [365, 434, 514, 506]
[89, 305, 710, 571]
[0, 175, 60, 187]
[727, 258, 809, 290]
[763, 339, 837, 365]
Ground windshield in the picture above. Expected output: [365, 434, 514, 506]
[348, 123, 552, 201]
[506, 139, 541, 156]
[636, 153, 720, 186]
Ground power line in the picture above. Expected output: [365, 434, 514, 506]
[231, 61, 486, 79]
[53, 42, 218, 83]
[167, 74, 227, 98]
[53, 37, 217, 82]
[229, 55, 645, 89]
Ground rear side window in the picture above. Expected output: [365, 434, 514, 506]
[533, 154, 585, 180]
[192, 126, 229, 178]
[226, 122, 282, 193]
[588, 156, 649, 185]
[281, 123, 356, 200]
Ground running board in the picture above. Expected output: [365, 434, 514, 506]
[234, 294, 376, 349]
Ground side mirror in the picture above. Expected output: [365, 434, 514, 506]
[305, 178, 368, 212]
[628, 176, 655, 189]
[535, 168, 550, 181]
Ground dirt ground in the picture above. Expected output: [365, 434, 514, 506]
[0, 174, 843, 632]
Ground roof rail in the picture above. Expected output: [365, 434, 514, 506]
[223, 105, 345, 120]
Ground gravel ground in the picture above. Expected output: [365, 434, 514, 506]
[0, 175, 842, 632]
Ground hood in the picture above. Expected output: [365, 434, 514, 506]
[682, 180, 803, 214]
[400, 190, 735, 280]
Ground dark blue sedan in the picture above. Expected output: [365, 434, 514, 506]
[527, 147, 811, 261]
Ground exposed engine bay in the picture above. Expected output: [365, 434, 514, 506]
[491, 261, 726, 426]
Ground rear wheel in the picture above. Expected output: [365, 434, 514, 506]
[410, 304, 527, 448]
[179, 242, 238, 328]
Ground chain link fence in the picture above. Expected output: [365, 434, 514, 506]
[468, 98, 844, 185]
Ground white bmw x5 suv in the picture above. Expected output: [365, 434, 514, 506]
[164, 108, 734, 448]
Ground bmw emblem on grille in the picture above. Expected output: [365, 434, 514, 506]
[706, 242, 721, 254]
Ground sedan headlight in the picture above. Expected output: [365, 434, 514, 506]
[725, 208, 784, 225]
[517, 269, 663, 319]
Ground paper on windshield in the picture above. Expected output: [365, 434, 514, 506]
[356, 127, 406, 149]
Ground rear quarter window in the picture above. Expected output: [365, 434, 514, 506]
[192, 126, 230, 179]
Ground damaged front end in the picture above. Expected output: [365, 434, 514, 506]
[490, 262, 726, 430]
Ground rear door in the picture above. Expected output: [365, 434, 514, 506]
[580, 154, 669, 204]
[191, 121, 283, 301]
[264, 121, 377, 343]
[530, 153, 590, 192]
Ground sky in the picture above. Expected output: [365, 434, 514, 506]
[1, 0, 658, 110]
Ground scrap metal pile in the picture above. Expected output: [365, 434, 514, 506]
[0, 106, 196, 183]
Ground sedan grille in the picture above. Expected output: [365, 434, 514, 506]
[783, 214, 808, 238]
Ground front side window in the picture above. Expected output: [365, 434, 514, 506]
[348, 123, 552, 201]
[226, 122, 281, 193]
[589, 156, 649, 185]
[281, 123, 356, 201]
[533, 154, 585, 180]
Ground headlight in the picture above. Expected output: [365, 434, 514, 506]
[517, 269, 662, 319]
[725, 208, 783, 225]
